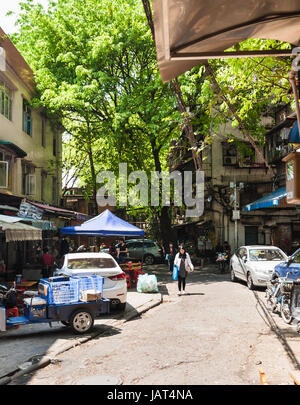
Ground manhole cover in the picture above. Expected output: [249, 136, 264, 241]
[79, 375, 122, 385]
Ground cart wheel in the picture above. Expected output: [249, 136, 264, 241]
[70, 309, 94, 334]
[61, 321, 70, 327]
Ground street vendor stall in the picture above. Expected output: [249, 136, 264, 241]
[60, 209, 145, 287]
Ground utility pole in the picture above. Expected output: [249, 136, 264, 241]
[230, 181, 242, 250]
[234, 183, 238, 250]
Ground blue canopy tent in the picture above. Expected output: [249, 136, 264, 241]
[289, 120, 300, 144]
[243, 187, 287, 211]
[60, 209, 145, 237]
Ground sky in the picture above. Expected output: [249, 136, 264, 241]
[0, 0, 50, 34]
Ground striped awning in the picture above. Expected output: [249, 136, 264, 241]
[0, 220, 42, 242]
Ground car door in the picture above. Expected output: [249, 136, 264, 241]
[235, 248, 248, 280]
[231, 248, 242, 279]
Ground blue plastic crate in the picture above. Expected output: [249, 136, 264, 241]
[39, 277, 80, 305]
[76, 276, 104, 295]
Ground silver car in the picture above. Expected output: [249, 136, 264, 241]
[117, 239, 163, 265]
[230, 245, 287, 289]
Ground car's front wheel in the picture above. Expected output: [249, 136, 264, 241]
[247, 272, 255, 290]
[230, 266, 237, 282]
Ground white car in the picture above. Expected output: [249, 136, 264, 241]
[230, 245, 287, 289]
[54, 252, 127, 310]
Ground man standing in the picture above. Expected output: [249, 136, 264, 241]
[41, 248, 54, 278]
[117, 239, 128, 264]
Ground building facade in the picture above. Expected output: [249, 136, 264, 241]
[169, 104, 299, 258]
[0, 27, 62, 206]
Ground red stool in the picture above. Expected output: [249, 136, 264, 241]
[125, 274, 131, 288]
[6, 307, 19, 318]
[6, 307, 19, 329]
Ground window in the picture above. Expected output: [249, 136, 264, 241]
[26, 174, 36, 196]
[53, 134, 57, 156]
[249, 249, 285, 261]
[0, 81, 12, 120]
[144, 242, 156, 248]
[52, 176, 57, 204]
[22, 99, 32, 136]
[0, 160, 8, 188]
[22, 163, 36, 195]
[41, 171, 47, 201]
[41, 118, 46, 147]
[0, 150, 12, 189]
[88, 202, 97, 216]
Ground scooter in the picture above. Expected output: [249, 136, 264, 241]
[265, 271, 294, 324]
[216, 252, 229, 273]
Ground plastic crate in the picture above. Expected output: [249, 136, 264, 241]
[76, 276, 104, 295]
[39, 277, 80, 305]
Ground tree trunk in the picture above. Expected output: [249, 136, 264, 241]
[150, 140, 176, 251]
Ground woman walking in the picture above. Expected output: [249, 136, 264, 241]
[174, 246, 194, 296]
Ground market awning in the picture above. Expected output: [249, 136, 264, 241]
[243, 187, 287, 211]
[61, 209, 145, 237]
[0, 220, 42, 242]
[152, 0, 300, 82]
[289, 120, 300, 143]
[0, 140, 27, 158]
[26, 200, 90, 221]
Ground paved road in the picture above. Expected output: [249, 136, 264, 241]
[9, 264, 300, 385]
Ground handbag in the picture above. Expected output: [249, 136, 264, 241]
[185, 261, 193, 273]
[172, 265, 178, 281]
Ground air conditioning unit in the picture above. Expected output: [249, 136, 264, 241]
[224, 156, 237, 165]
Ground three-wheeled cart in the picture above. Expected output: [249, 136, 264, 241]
[0, 276, 110, 334]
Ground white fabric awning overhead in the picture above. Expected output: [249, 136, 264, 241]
[0, 220, 42, 242]
[152, 0, 300, 82]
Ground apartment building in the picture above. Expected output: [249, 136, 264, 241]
[169, 105, 299, 257]
[0, 27, 61, 206]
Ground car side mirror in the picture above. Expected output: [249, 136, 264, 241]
[286, 257, 294, 267]
[242, 256, 247, 263]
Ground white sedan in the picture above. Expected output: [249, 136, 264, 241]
[230, 245, 287, 289]
[54, 252, 127, 310]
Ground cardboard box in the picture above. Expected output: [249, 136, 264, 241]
[80, 290, 102, 302]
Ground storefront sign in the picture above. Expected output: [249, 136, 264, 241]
[18, 201, 43, 220]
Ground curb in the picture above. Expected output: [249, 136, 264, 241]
[0, 294, 163, 385]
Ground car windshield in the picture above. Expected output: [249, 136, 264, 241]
[249, 249, 285, 261]
[67, 258, 117, 269]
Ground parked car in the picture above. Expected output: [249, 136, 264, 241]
[53, 252, 127, 310]
[273, 248, 300, 280]
[230, 245, 287, 290]
[116, 239, 163, 265]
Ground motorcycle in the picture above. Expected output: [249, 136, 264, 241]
[216, 252, 229, 273]
[265, 271, 294, 324]
[0, 282, 17, 309]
